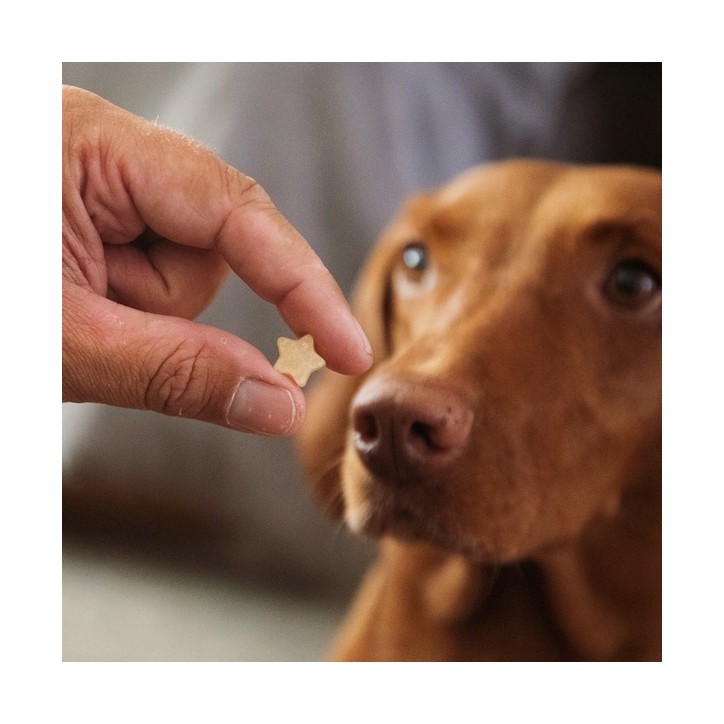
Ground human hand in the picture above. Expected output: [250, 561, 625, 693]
[62, 85, 372, 435]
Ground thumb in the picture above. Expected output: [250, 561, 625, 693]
[62, 285, 305, 435]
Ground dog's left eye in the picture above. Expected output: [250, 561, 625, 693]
[603, 259, 661, 309]
[401, 242, 429, 274]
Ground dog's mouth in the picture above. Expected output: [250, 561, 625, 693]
[345, 493, 420, 539]
[339, 439, 546, 564]
[343, 477, 485, 557]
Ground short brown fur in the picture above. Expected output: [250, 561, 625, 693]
[298, 160, 661, 661]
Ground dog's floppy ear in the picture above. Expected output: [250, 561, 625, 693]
[296, 238, 396, 518]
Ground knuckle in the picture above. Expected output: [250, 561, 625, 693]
[223, 166, 274, 212]
[145, 341, 215, 418]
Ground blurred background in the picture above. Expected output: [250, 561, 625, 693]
[62, 62, 661, 661]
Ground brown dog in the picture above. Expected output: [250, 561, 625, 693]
[298, 159, 661, 661]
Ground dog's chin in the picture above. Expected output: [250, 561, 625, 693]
[344, 495, 425, 541]
[343, 483, 490, 560]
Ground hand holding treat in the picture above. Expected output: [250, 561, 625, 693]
[62, 86, 372, 435]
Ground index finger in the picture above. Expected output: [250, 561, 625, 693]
[214, 183, 373, 375]
[82, 90, 374, 375]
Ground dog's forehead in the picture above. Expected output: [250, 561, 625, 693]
[436, 162, 659, 214]
[537, 166, 661, 220]
[405, 162, 660, 240]
[397, 161, 568, 237]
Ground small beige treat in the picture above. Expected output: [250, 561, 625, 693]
[274, 334, 326, 387]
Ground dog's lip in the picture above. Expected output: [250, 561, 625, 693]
[347, 486, 455, 545]
[347, 493, 514, 566]
[346, 488, 421, 535]
[345, 482, 506, 562]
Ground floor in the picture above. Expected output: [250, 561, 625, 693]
[62, 541, 349, 662]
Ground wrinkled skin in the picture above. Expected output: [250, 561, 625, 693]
[62, 85, 371, 434]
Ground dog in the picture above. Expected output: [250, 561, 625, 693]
[298, 159, 661, 661]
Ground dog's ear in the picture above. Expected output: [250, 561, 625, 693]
[296, 238, 396, 518]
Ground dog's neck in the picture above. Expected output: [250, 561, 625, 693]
[534, 474, 662, 661]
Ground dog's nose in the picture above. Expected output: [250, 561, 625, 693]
[351, 376, 473, 482]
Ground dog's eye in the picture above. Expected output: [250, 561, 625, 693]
[603, 259, 661, 309]
[401, 242, 429, 275]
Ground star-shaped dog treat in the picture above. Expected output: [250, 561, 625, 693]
[273, 334, 326, 387]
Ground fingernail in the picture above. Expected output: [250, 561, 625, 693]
[354, 317, 373, 359]
[228, 379, 299, 435]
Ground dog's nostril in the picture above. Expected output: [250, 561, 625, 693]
[409, 421, 440, 452]
[354, 411, 379, 445]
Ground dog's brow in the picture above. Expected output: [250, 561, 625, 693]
[581, 215, 661, 250]
[427, 209, 464, 238]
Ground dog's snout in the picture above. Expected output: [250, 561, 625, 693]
[352, 376, 473, 482]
